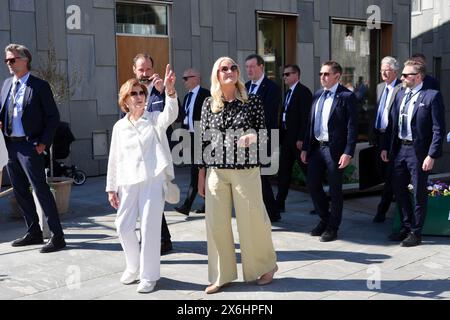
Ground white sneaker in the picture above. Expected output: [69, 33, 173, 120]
[120, 270, 138, 284]
[137, 280, 156, 293]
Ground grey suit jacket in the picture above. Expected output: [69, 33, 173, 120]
[374, 79, 402, 132]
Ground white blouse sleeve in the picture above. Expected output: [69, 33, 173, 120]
[106, 124, 119, 192]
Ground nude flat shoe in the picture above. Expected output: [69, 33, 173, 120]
[204, 282, 229, 294]
[256, 265, 278, 286]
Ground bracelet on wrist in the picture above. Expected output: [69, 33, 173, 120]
[165, 90, 176, 97]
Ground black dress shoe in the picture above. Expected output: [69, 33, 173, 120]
[269, 213, 281, 223]
[174, 206, 190, 216]
[388, 229, 409, 241]
[40, 236, 66, 253]
[161, 240, 173, 254]
[310, 222, 327, 236]
[401, 233, 422, 247]
[194, 206, 205, 214]
[320, 228, 338, 242]
[372, 212, 386, 223]
[11, 232, 44, 247]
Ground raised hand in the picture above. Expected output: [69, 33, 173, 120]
[164, 64, 176, 94]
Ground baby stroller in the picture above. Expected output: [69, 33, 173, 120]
[44, 121, 87, 186]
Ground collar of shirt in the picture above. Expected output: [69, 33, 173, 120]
[252, 74, 265, 87]
[289, 81, 299, 92]
[405, 82, 423, 96]
[190, 85, 200, 96]
[13, 72, 30, 88]
[386, 79, 397, 90]
[324, 82, 339, 97]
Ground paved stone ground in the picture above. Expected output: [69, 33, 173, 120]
[0, 167, 449, 300]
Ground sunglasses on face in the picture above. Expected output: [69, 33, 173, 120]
[319, 72, 332, 77]
[220, 65, 238, 73]
[282, 72, 295, 77]
[182, 76, 196, 81]
[130, 90, 145, 97]
[4, 57, 21, 64]
[401, 73, 418, 78]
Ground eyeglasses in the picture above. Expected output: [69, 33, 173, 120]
[380, 69, 394, 73]
[220, 65, 238, 73]
[4, 57, 21, 64]
[282, 72, 295, 77]
[182, 76, 196, 81]
[401, 73, 418, 78]
[319, 72, 332, 77]
[130, 90, 145, 97]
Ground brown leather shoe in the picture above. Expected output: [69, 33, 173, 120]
[256, 265, 278, 286]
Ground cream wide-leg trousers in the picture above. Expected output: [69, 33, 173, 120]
[115, 174, 165, 282]
[205, 167, 277, 286]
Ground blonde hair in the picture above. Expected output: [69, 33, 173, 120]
[210, 56, 248, 113]
[118, 78, 148, 113]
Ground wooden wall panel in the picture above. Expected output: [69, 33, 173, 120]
[116, 36, 169, 88]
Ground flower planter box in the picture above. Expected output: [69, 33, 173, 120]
[393, 196, 450, 236]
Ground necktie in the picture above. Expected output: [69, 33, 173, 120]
[184, 92, 193, 125]
[375, 87, 389, 130]
[314, 90, 330, 139]
[249, 83, 257, 94]
[284, 89, 292, 111]
[6, 80, 19, 136]
[400, 91, 413, 139]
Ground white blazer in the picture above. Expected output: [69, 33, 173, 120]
[0, 131, 7, 169]
[106, 95, 178, 192]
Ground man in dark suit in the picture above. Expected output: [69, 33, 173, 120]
[174, 68, 210, 216]
[132, 53, 172, 254]
[0, 43, 65, 253]
[371, 56, 402, 223]
[275, 64, 313, 214]
[244, 54, 282, 222]
[381, 59, 445, 247]
[411, 53, 440, 91]
[301, 61, 358, 242]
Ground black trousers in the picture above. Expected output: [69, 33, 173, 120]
[180, 132, 203, 211]
[374, 131, 394, 215]
[6, 140, 64, 237]
[307, 146, 344, 230]
[393, 145, 429, 235]
[161, 214, 170, 242]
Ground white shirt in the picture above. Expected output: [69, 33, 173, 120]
[106, 95, 178, 192]
[398, 82, 423, 141]
[249, 74, 265, 94]
[184, 85, 200, 132]
[282, 81, 299, 123]
[6, 72, 30, 137]
[315, 82, 339, 142]
[378, 79, 397, 130]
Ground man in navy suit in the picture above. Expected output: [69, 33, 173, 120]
[301, 61, 358, 242]
[381, 59, 445, 247]
[275, 64, 313, 214]
[174, 68, 210, 216]
[372, 56, 403, 223]
[0, 43, 65, 253]
[244, 54, 282, 222]
[132, 53, 173, 254]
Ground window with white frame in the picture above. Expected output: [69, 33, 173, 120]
[411, 0, 422, 14]
[116, 2, 168, 36]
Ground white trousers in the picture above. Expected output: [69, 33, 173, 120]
[115, 175, 165, 282]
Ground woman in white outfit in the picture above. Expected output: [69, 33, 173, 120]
[106, 65, 178, 293]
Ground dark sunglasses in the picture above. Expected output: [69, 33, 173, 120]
[4, 57, 21, 64]
[220, 65, 238, 73]
[282, 72, 295, 77]
[130, 90, 145, 97]
[319, 72, 332, 77]
[182, 76, 196, 81]
[401, 73, 418, 78]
